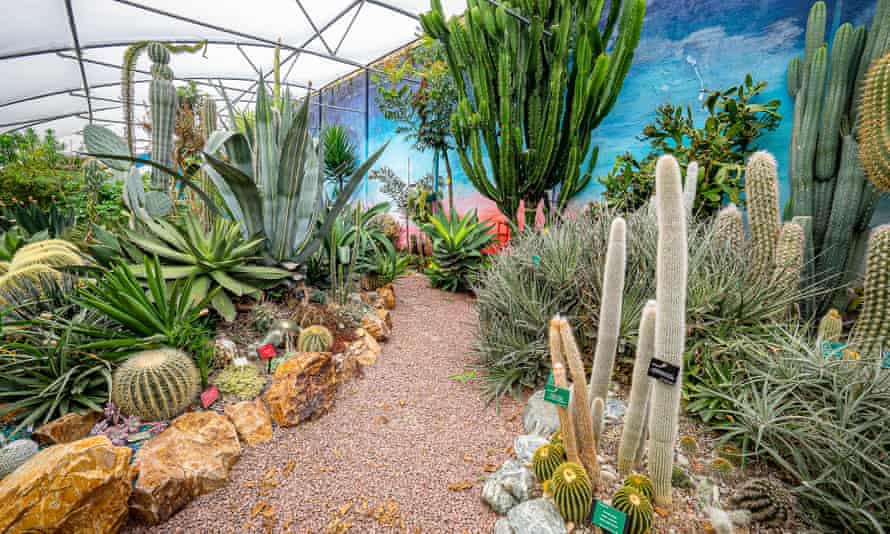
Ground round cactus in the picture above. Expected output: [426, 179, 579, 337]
[549, 429, 563, 445]
[532, 443, 565, 482]
[623, 473, 654, 501]
[0, 439, 39, 479]
[550, 462, 593, 523]
[111, 348, 201, 421]
[729, 477, 795, 526]
[612, 485, 654, 534]
[214, 363, 266, 400]
[250, 303, 278, 332]
[298, 325, 334, 352]
[817, 308, 843, 343]
[710, 457, 735, 478]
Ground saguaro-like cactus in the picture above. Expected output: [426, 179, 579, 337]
[588, 218, 627, 408]
[648, 155, 688, 507]
[421, 0, 646, 222]
[745, 151, 781, 279]
[788, 0, 889, 305]
[850, 225, 890, 355]
[147, 42, 177, 191]
[858, 51, 890, 193]
[617, 300, 656, 475]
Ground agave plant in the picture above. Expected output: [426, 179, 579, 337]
[201, 75, 390, 266]
[123, 212, 290, 321]
[421, 210, 495, 292]
[322, 125, 358, 197]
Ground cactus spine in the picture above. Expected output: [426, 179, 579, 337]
[849, 225, 890, 355]
[591, 396, 604, 452]
[147, 43, 177, 191]
[817, 308, 843, 343]
[532, 443, 566, 482]
[623, 472, 655, 501]
[297, 325, 334, 352]
[557, 317, 600, 486]
[612, 485, 654, 534]
[111, 348, 201, 421]
[0, 439, 38, 479]
[550, 462, 593, 523]
[773, 221, 806, 315]
[618, 300, 656, 475]
[712, 204, 745, 251]
[648, 155, 688, 507]
[588, 217, 627, 408]
[550, 359, 579, 465]
[745, 151, 781, 279]
[683, 161, 699, 221]
[858, 51, 890, 192]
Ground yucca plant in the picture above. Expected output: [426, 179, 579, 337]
[123, 212, 290, 321]
[421, 209, 495, 292]
[322, 125, 358, 198]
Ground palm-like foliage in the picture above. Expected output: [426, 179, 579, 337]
[123, 212, 290, 321]
[322, 125, 358, 196]
[421, 210, 495, 292]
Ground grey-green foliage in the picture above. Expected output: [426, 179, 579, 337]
[788, 0, 889, 307]
[0, 439, 38, 479]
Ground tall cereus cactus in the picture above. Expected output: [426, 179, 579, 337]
[773, 221, 806, 317]
[588, 218, 627, 411]
[858, 51, 890, 193]
[683, 161, 699, 222]
[648, 155, 688, 507]
[849, 225, 890, 356]
[712, 204, 745, 251]
[549, 320, 579, 465]
[147, 42, 177, 191]
[557, 317, 600, 486]
[788, 0, 889, 307]
[745, 151, 781, 280]
[421, 0, 646, 223]
[617, 300, 656, 476]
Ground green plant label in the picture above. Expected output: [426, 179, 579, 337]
[822, 341, 845, 360]
[882, 351, 890, 369]
[543, 385, 570, 408]
[545, 372, 555, 392]
[533, 255, 541, 267]
[591, 500, 628, 534]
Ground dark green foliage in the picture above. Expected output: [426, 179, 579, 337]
[360, 246, 410, 288]
[1, 203, 76, 239]
[421, 210, 495, 292]
[0, 129, 77, 207]
[322, 125, 358, 198]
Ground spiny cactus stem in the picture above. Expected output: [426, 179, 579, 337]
[558, 317, 600, 487]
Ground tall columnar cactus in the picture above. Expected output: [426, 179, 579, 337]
[550, 320, 579, 465]
[550, 462, 594, 524]
[617, 300, 656, 475]
[849, 225, 890, 355]
[147, 42, 177, 191]
[817, 308, 843, 343]
[111, 347, 201, 421]
[648, 155, 688, 507]
[858, 51, 890, 192]
[788, 0, 889, 306]
[773, 221, 806, 315]
[557, 317, 600, 486]
[591, 396, 604, 451]
[683, 161, 699, 221]
[745, 151, 781, 279]
[791, 215, 816, 315]
[588, 217, 627, 407]
[420, 0, 646, 222]
[712, 204, 745, 251]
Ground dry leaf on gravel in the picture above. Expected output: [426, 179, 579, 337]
[448, 480, 475, 491]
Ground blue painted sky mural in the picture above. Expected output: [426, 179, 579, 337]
[311, 0, 887, 223]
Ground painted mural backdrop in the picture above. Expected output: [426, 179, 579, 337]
[311, 0, 888, 224]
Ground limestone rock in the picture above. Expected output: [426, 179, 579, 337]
[225, 398, 273, 446]
[264, 352, 336, 428]
[494, 517, 515, 534]
[507, 498, 567, 534]
[334, 349, 361, 385]
[347, 329, 382, 366]
[523, 390, 560, 436]
[377, 284, 395, 309]
[482, 459, 535, 514]
[130, 411, 241, 524]
[0, 436, 132, 533]
[32, 410, 103, 445]
[514, 434, 549, 464]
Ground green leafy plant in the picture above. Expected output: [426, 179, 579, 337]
[324, 202, 394, 304]
[322, 125, 358, 198]
[359, 245, 410, 289]
[421, 210, 495, 292]
[1, 203, 76, 239]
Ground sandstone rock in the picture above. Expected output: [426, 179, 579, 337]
[376, 306, 392, 329]
[224, 398, 273, 447]
[377, 284, 395, 310]
[347, 328, 382, 366]
[130, 411, 241, 524]
[481, 459, 535, 514]
[32, 410, 102, 445]
[334, 349, 361, 385]
[523, 390, 560, 436]
[362, 313, 390, 341]
[514, 434, 549, 464]
[264, 352, 336, 428]
[506, 498, 567, 534]
[0, 436, 132, 533]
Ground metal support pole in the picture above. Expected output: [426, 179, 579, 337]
[63, 0, 93, 122]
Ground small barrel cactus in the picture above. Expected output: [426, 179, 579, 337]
[679, 435, 699, 457]
[710, 457, 735, 478]
[298, 325, 334, 352]
[623, 473, 654, 501]
[214, 363, 266, 400]
[532, 443, 565, 482]
[250, 302, 278, 332]
[729, 478, 795, 526]
[612, 485, 654, 534]
[0, 439, 39, 478]
[212, 337, 238, 370]
[817, 308, 843, 342]
[549, 429, 563, 445]
[550, 462, 593, 523]
[111, 348, 201, 421]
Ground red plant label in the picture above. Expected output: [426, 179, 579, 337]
[257, 343, 276, 360]
[201, 385, 219, 408]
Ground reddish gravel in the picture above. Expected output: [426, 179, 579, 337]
[128, 274, 523, 534]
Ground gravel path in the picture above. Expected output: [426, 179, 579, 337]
[129, 274, 522, 534]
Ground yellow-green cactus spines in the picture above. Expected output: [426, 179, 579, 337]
[550, 462, 593, 523]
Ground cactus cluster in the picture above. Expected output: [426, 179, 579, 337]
[550, 462, 593, 524]
[111, 348, 201, 421]
[532, 443, 566, 482]
[250, 302, 278, 332]
[0, 240, 85, 295]
[298, 325, 334, 353]
[729, 478, 795, 526]
[617, 300, 656, 475]
[0, 439, 38, 479]
[214, 363, 266, 400]
[859, 51, 890, 192]
[849, 225, 890, 355]
[612, 485, 654, 534]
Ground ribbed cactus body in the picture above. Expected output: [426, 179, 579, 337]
[791, 215, 815, 316]
[683, 162, 698, 221]
[111, 348, 201, 421]
[550, 462, 593, 523]
[850, 225, 890, 355]
[858, 51, 890, 192]
[549, 322, 579, 465]
[712, 204, 745, 251]
[0, 240, 85, 295]
[817, 309, 843, 342]
[618, 300, 656, 475]
[558, 318, 599, 485]
[591, 396, 604, 453]
[588, 218, 627, 407]
[623, 472, 655, 501]
[773, 222, 805, 314]
[297, 325, 334, 353]
[148, 42, 176, 190]
[729, 478, 795, 526]
[0, 439, 38, 479]
[612, 485, 654, 534]
[648, 156, 688, 507]
[745, 151, 781, 279]
[532, 443, 565, 482]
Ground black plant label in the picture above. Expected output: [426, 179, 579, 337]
[647, 358, 679, 385]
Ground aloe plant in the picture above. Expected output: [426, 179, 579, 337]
[421, 210, 495, 292]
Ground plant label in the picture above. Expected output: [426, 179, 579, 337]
[533, 255, 541, 268]
[126, 431, 152, 443]
[543, 385, 570, 408]
[545, 371, 555, 392]
[257, 343, 276, 360]
[822, 341, 845, 360]
[201, 385, 220, 408]
[647, 358, 679, 385]
[882, 351, 890, 370]
[591, 500, 628, 534]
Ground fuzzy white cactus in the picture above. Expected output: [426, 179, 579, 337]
[683, 161, 699, 221]
[617, 299, 657, 475]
